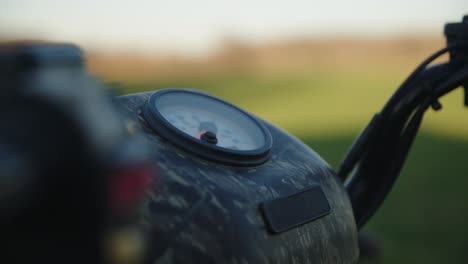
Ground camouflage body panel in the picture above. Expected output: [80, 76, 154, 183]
[116, 92, 359, 264]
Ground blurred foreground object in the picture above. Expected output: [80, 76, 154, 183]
[0, 44, 152, 264]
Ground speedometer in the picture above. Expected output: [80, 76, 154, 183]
[143, 89, 272, 166]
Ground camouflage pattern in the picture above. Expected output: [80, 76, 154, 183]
[116, 92, 359, 264]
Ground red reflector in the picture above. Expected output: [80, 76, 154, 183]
[110, 165, 154, 215]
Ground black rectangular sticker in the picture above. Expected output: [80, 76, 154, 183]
[261, 186, 331, 234]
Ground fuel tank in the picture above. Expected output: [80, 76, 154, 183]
[116, 91, 359, 264]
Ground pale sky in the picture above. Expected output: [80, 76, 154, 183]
[1, 0, 466, 54]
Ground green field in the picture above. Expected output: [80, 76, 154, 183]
[113, 68, 468, 263]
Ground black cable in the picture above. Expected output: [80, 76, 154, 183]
[381, 44, 468, 117]
[341, 55, 468, 228]
[389, 102, 429, 182]
[338, 44, 468, 181]
[433, 64, 468, 98]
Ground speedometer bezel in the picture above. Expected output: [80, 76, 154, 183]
[142, 89, 272, 166]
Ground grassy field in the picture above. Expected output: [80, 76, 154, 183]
[95, 36, 468, 263]
[308, 133, 468, 264]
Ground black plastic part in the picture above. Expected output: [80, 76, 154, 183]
[445, 15, 468, 61]
[431, 100, 443, 111]
[358, 231, 381, 260]
[445, 15, 468, 106]
[0, 44, 83, 72]
[261, 186, 331, 233]
[142, 89, 273, 166]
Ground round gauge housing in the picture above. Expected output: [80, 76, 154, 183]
[143, 89, 272, 166]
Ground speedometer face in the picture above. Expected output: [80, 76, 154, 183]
[160, 106, 260, 151]
[143, 89, 272, 166]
